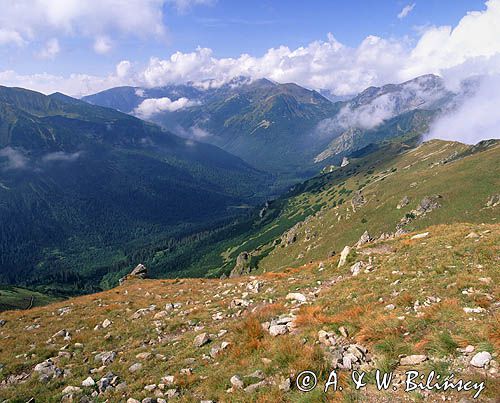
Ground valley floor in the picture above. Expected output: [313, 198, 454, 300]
[0, 222, 498, 402]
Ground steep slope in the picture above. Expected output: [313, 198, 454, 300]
[102, 139, 499, 289]
[0, 223, 497, 401]
[0, 86, 270, 294]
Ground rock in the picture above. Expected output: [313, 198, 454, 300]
[339, 326, 349, 338]
[465, 232, 480, 239]
[119, 263, 147, 284]
[94, 351, 116, 365]
[355, 231, 372, 248]
[244, 381, 266, 393]
[341, 157, 349, 167]
[286, 293, 307, 303]
[338, 246, 351, 267]
[351, 191, 366, 209]
[465, 345, 475, 353]
[397, 196, 410, 209]
[162, 375, 175, 385]
[486, 194, 500, 207]
[400, 355, 427, 366]
[129, 363, 142, 373]
[82, 376, 95, 387]
[230, 375, 244, 389]
[194, 332, 211, 348]
[279, 376, 291, 392]
[411, 232, 429, 240]
[127, 399, 140, 403]
[246, 280, 262, 294]
[470, 351, 491, 368]
[384, 304, 395, 311]
[229, 252, 252, 278]
[350, 261, 363, 276]
[136, 352, 152, 360]
[269, 325, 288, 336]
[463, 307, 486, 314]
[0, 319, 5, 327]
[62, 386, 82, 394]
[165, 388, 179, 399]
[102, 319, 112, 328]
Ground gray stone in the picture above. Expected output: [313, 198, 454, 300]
[470, 351, 491, 368]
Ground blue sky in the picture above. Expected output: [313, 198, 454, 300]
[0, 0, 497, 95]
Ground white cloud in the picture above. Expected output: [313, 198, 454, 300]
[93, 36, 112, 54]
[134, 97, 199, 118]
[398, 3, 416, 19]
[0, 147, 29, 170]
[42, 151, 82, 162]
[167, 0, 215, 13]
[1, 0, 500, 100]
[0, 29, 26, 46]
[0, 0, 167, 48]
[37, 38, 60, 59]
[426, 74, 500, 143]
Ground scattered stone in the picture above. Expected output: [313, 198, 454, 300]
[470, 352, 491, 368]
[269, 325, 288, 337]
[0, 319, 6, 327]
[244, 380, 267, 393]
[62, 386, 82, 394]
[400, 355, 427, 366]
[286, 293, 307, 303]
[338, 246, 351, 267]
[129, 363, 142, 373]
[102, 319, 112, 328]
[384, 304, 395, 311]
[397, 196, 410, 209]
[465, 232, 480, 239]
[355, 231, 372, 248]
[279, 377, 291, 392]
[136, 352, 152, 360]
[194, 332, 211, 348]
[339, 326, 349, 338]
[350, 261, 363, 276]
[411, 232, 429, 240]
[486, 194, 500, 208]
[230, 375, 244, 389]
[82, 376, 95, 387]
[94, 351, 116, 366]
[463, 307, 486, 314]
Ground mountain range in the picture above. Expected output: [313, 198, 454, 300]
[83, 74, 461, 180]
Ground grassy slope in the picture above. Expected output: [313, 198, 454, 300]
[215, 139, 499, 275]
[0, 286, 60, 311]
[0, 223, 497, 401]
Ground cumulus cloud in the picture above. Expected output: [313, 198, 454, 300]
[42, 151, 82, 162]
[134, 97, 199, 118]
[426, 74, 500, 143]
[0, 0, 167, 49]
[0, 147, 29, 170]
[398, 3, 416, 19]
[1, 0, 500, 99]
[37, 38, 60, 59]
[93, 36, 112, 54]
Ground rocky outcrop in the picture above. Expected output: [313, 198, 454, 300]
[229, 252, 252, 278]
[119, 264, 147, 285]
[396, 196, 410, 209]
[486, 194, 499, 208]
[397, 195, 442, 229]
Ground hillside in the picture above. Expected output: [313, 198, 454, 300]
[0, 86, 270, 294]
[147, 139, 498, 280]
[0, 222, 497, 401]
